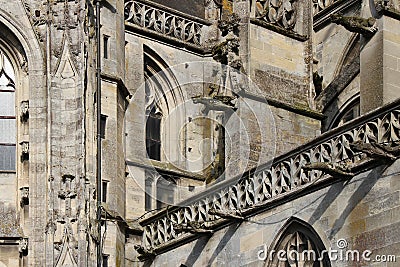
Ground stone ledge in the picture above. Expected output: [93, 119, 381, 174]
[250, 18, 308, 42]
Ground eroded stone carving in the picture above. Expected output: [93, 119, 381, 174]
[255, 0, 298, 30]
[20, 101, 29, 122]
[19, 238, 28, 254]
[20, 187, 29, 208]
[20, 141, 29, 162]
[125, 0, 204, 46]
[331, 14, 377, 37]
[205, 0, 222, 21]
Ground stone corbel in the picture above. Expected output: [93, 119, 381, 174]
[20, 101, 29, 122]
[331, 14, 378, 37]
[19, 238, 28, 255]
[20, 186, 29, 208]
[20, 141, 29, 161]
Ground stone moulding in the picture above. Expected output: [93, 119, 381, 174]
[124, 0, 209, 48]
[137, 99, 400, 258]
[313, 0, 360, 31]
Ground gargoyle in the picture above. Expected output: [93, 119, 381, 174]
[303, 162, 354, 178]
[350, 141, 399, 161]
[134, 244, 155, 258]
[208, 208, 245, 220]
[331, 14, 377, 37]
[173, 222, 214, 235]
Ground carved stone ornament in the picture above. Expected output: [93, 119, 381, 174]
[20, 141, 29, 161]
[331, 14, 378, 37]
[19, 238, 28, 254]
[255, 0, 298, 30]
[125, 0, 204, 46]
[205, 0, 222, 20]
[20, 101, 29, 122]
[20, 186, 29, 207]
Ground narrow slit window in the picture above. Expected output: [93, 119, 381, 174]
[103, 35, 109, 59]
[102, 181, 108, 202]
[100, 114, 107, 139]
[145, 106, 161, 161]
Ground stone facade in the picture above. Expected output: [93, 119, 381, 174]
[0, 0, 399, 266]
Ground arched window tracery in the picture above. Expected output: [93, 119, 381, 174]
[0, 50, 16, 171]
[267, 218, 331, 267]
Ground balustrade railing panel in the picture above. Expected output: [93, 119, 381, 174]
[125, 0, 204, 46]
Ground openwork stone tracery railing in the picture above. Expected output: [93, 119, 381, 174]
[124, 0, 204, 46]
[255, 0, 298, 30]
[139, 101, 400, 254]
[313, 0, 341, 15]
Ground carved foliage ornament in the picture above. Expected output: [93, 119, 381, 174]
[125, 1, 203, 46]
[256, 0, 298, 30]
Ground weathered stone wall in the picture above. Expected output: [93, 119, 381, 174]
[361, 15, 400, 113]
[250, 24, 309, 106]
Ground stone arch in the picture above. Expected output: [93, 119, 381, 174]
[328, 93, 360, 129]
[266, 217, 331, 267]
[333, 33, 360, 78]
[143, 45, 187, 164]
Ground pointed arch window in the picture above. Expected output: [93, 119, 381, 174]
[142, 46, 185, 163]
[329, 96, 360, 129]
[0, 50, 16, 171]
[267, 218, 331, 267]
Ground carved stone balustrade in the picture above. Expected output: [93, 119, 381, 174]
[313, 0, 341, 16]
[137, 99, 400, 258]
[124, 0, 207, 48]
[255, 0, 298, 30]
